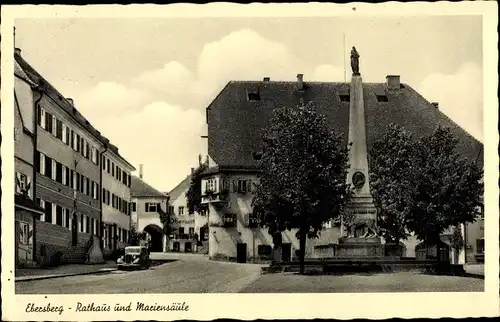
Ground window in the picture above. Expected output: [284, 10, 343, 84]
[223, 213, 237, 227]
[36, 198, 45, 222]
[107, 191, 110, 205]
[73, 171, 78, 190]
[179, 227, 185, 235]
[476, 239, 484, 254]
[168, 206, 174, 214]
[56, 119, 63, 139]
[112, 162, 115, 176]
[189, 227, 195, 236]
[80, 214, 84, 233]
[36, 151, 46, 174]
[56, 204, 63, 226]
[65, 208, 70, 229]
[102, 156, 106, 170]
[86, 216, 90, 234]
[45, 201, 53, 223]
[247, 92, 260, 101]
[339, 94, 350, 102]
[107, 159, 110, 173]
[248, 213, 259, 228]
[44, 155, 52, 178]
[237, 179, 247, 193]
[56, 162, 63, 183]
[39, 107, 46, 129]
[61, 165, 67, 185]
[205, 178, 216, 193]
[51, 159, 57, 181]
[258, 244, 272, 256]
[376, 94, 389, 102]
[178, 206, 185, 216]
[19, 222, 30, 245]
[62, 123, 67, 144]
[15, 172, 27, 194]
[72, 131, 78, 151]
[86, 178, 90, 196]
[51, 115, 57, 136]
[145, 203, 157, 212]
[90, 218, 95, 235]
[132, 202, 137, 212]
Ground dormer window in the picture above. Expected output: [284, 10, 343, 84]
[376, 95, 388, 102]
[247, 92, 261, 101]
[339, 94, 350, 102]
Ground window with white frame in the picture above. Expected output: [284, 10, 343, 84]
[51, 203, 57, 225]
[51, 159, 57, 181]
[40, 108, 46, 129]
[205, 178, 216, 193]
[36, 198, 45, 222]
[178, 206, 185, 216]
[145, 203, 157, 212]
[51, 115, 57, 136]
[62, 165, 67, 185]
[72, 132, 78, 150]
[237, 179, 247, 193]
[39, 152, 46, 174]
[62, 123, 67, 144]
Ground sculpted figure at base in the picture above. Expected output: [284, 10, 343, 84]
[342, 216, 379, 238]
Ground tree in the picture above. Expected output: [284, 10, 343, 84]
[368, 123, 416, 244]
[128, 225, 146, 246]
[186, 162, 209, 215]
[252, 100, 352, 274]
[157, 199, 174, 251]
[408, 126, 483, 261]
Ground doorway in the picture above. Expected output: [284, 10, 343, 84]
[184, 242, 192, 253]
[282, 243, 292, 262]
[236, 243, 247, 263]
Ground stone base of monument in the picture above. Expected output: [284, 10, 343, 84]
[335, 237, 384, 257]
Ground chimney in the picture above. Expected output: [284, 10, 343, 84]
[66, 98, 74, 105]
[139, 164, 144, 179]
[14, 48, 22, 56]
[386, 75, 400, 90]
[431, 102, 439, 109]
[297, 74, 304, 90]
[191, 167, 195, 175]
[263, 77, 270, 82]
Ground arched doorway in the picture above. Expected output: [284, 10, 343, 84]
[173, 242, 180, 252]
[144, 224, 164, 252]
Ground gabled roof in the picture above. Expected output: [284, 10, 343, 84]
[14, 51, 135, 171]
[206, 79, 483, 168]
[131, 176, 168, 198]
[168, 174, 192, 202]
[14, 59, 37, 87]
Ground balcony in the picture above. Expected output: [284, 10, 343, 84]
[200, 189, 229, 205]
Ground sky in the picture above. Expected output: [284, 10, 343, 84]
[14, 16, 483, 192]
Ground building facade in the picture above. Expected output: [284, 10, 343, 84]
[202, 73, 484, 263]
[167, 171, 208, 253]
[101, 146, 135, 255]
[131, 171, 170, 252]
[14, 57, 45, 267]
[14, 47, 134, 265]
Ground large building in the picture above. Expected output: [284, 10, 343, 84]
[13, 58, 45, 267]
[130, 167, 170, 252]
[101, 144, 135, 255]
[14, 48, 134, 265]
[201, 74, 484, 263]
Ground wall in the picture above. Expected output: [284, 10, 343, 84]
[15, 78, 35, 133]
[134, 197, 169, 232]
[466, 217, 484, 262]
[170, 185, 197, 235]
[101, 151, 132, 231]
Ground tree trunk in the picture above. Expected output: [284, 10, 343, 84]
[299, 232, 307, 275]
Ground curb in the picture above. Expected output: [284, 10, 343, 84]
[15, 268, 117, 282]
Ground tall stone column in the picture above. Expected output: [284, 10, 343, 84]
[337, 75, 382, 257]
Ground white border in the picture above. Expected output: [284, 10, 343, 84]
[2, 2, 499, 320]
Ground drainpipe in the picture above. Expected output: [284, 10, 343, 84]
[99, 143, 108, 250]
[32, 86, 44, 261]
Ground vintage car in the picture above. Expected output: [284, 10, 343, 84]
[117, 246, 151, 270]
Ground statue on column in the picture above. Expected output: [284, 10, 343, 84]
[350, 46, 360, 76]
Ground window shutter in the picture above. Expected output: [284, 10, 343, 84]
[27, 176, 32, 198]
[232, 179, 238, 192]
[15, 172, 22, 194]
[247, 179, 252, 192]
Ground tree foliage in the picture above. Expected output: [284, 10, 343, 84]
[408, 126, 483, 244]
[252, 100, 352, 273]
[369, 124, 483, 256]
[451, 225, 465, 252]
[368, 123, 416, 242]
[157, 201, 174, 236]
[186, 162, 209, 215]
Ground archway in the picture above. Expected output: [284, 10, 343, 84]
[144, 224, 164, 253]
